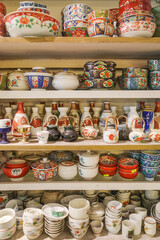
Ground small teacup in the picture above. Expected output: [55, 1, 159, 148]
[0, 119, 11, 128]
[122, 220, 135, 240]
[37, 131, 49, 144]
[144, 217, 156, 237]
[135, 207, 147, 226]
[91, 220, 103, 236]
[129, 213, 142, 236]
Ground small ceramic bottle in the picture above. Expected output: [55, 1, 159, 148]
[76, 101, 82, 118]
[43, 107, 57, 131]
[52, 102, 59, 117]
[142, 104, 154, 134]
[30, 107, 42, 138]
[59, 102, 64, 107]
[137, 101, 145, 117]
[154, 101, 160, 129]
[111, 106, 117, 118]
[35, 104, 45, 120]
[69, 102, 80, 134]
[89, 101, 95, 117]
[58, 107, 69, 133]
[4, 107, 13, 137]
[99, 102, 113, 135]
[127, 106, 139, 129]
[12, 102, 29, 138]
[92, 107, 101, 130]
[80, 107, 92, 132]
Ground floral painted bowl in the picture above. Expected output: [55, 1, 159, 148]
[87, 21, 114, 37]
[20, 2, 47, 8]
[68, 223, 89, 239]
[63, 27, 88, 37]
[118, 158, 139, 170]
[64, 20, 87, 30]
[119, 14, 155, 25]
[84, 61, 116, 71]
[141, 151, 160, 161]
[84, 69, 115, 79]
[4, 11, 60, 37]
[149, 76, 160, 90]
[119, 167, 139, 173]
[130, 151, 141, 161]
[99, 168, 117, 177]
[119, 0, 151, 8]
[63, 3, 92, 16]
[118, 76, 147, 90]
[88, 10, 113, 21]
[141, 158, 159, 167]
[99, 154, 117, 167]
[122, 67, 148, 78]
[84, 78, 115, 89]
[119, 2, 151, 16]
[148, 60, 160, 71]
[118, 10, 153, 20]
[17, 7, 50, 15]
[141, 165, 159, 181]
[149, 71, 160, 78]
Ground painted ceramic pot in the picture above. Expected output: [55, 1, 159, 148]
[118, 14, 155, 24]
[117, 115, 130, 140]
[20, 2, 47, 8]
[84, 69, 115, 79]
[149, 76, 160, 90]
[63, 14, 88, 22]
[4, 11, 60, 37]
[129, 118, 145, 143]
[141, 151, 160, 161]
[77, 74, 88, 90]
[87, 21, 114, 37]
[24, 67, 53, 90]
[149, 71, 160, 78]
[99, 154, 117, 167]
[0, 74, 7, 90]
[149, 117, 160, 143]
[84, 61, 116, 71]
[84, 78, 115, 89]
[118, 169, 138, 179]
[81, 117, 99, 140]
[103, 116, 119, 144]
[118, 21, 156, 37]
[148, 60, 160, 71]
[47, 125, 61, 141]
[122, 68, 148, 78]
[119, 76, 148, 90]
[64, 20, 87, 29]
[63, 27, 88, 37]
[48, 151, 73, 163]
[119, 0, 151, 8]
[119, 2, 151, 16]
[7, 69, 29, 90]
[141, 159, 159, 167]
[141, 165, 159, 181]
[63, 3, 92, 15]
[88, 10, 113, 21]
[31, 158, 58, 181]
[17, 7, 50, 15]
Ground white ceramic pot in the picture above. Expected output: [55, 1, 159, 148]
[144, 217, 156, 237]
[58, 161, 77, 180]
[0, 223, 16, 240]
[37, 131, 49, 144]
[129, 117, 145, 143]
[23, 208, 43, 226]
[78, 150, 99, 167]
[23, 222, 43, 240]
[69, 198, 90, 220]
[78, 164, 98, 180]
[68, 216, 89, 229]
[52, 69, 79, 90]
[0, 209, 16, 230]
[91, 220, 104, 236]
[122, 220, 135, 240]
[129, 213, 142, 236]
[7, 68, 29, 90]
[135, 207, 147, 221]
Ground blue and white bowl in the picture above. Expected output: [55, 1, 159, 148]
[141, 151, 160, 161]
[20, 1, 46, 8]
[141, 165, 159, 181]
[141, 158, 159, 168]
[130, 151, 141, 161]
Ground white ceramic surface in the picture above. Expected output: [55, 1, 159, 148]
[122, 219, 135, 240]
[144, 217, 156, 237]
[78, 150, 99, 167]
[129, 213, 142, 236]
[58, 161, 77, 180]
[37, 130, 49, 144]
[78, 164, 98, 180]
[69, 198, 90, 220]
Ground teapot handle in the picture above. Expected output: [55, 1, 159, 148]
[65, 116, 75, 127]
[116, 115, 128, 125]
[150, 116, 160, 130]
[82, 117, 93, 126]
[47, 115, 58, 126]
[105, 116, 117, 131]
[131, 117, 145, 131]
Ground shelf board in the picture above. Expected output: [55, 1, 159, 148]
[0, 37, 159, 59]
[0, 90, 160, 100]
[0, 171, 160, 191]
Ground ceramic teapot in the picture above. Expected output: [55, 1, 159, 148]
[7, 69, 29, 90]
[129, 118, 145, 143]
[81, 117, 99, 140]
[47, 115, 61, 141]
[149, 117, 160, 142]
[103, 116, 119, 144]
[61, 116, 78, 142]
[117, 115, 130, 140]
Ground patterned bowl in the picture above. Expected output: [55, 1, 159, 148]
[64, 20, 87, 30]
[84, 61, 116, 71]
[20, 2, 47, 8]
[118, 170, 138, 179]
[149, 71, 160, 77]
[119, 2, 151, 16]
[119, 0, 151, 8]
[84, 78, 115, 89]
[118, 158, 139, 170]
[148, 60, 160, 71]
[87, 21, 114, 37]
[63, 3, 92, 15]
[141, 165, 159, 181]
[99, 154, 117, 167]
[88, 10, 113, 21]
[63, 27, 88, 37]
[2, 163, 30, 179]
[122, 67, 148, 78]
[118, 167, 139, 173]
[119, 14, 155, 25]
[99, 168, 117, 177]
[141, 158, 159, 167]
[17, 7, 50, 15]
[4, 11, 60, 37]
[149, 76, 160, 90]
[118, 76, 148, 90]
[84, 69, 115, 79]
[141, 151, 160, 161]
[130, 151, 141, 161]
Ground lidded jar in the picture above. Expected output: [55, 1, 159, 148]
[7, 69, 29, 90]
[58, 161, 77, 180]
[52, 69, 79, 90]
[78, 150, 99, 167]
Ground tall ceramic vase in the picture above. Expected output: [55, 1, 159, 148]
[80, 107, 92, 132]
[43, 107, 57, 131]
[127, 106, 139, 129]
[30, 107, 42, 138]
[92, 107, 101, 130]
[58, 107, 69, 133]
[52, 102, 59, 117]
[70, 102, 80, 134]
[35, 104, 45, 121]
[4, 107, 13, 138]
[99, 102, 113, 135]
[12, 102, 29, 138]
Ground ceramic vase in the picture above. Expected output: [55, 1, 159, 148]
[58, 107, 69, 133]
[52, 102, 59, 117]
[80, 107, 92, 132]
[35, 104, 45, 120]
[154, 101, 160, 129]
[76, 102, 82, 118]
[92, 107, 101, 130]
[4, 107, 13, 137]
[43, 107, 57, 131]
[70, 102, 80, 134]
[127, 106, 139, 129]
[89, 101, 95, 117]
[12, 102, 29, 138]
[111, 106, 117, 118]
[30, 107, 42, 138]
[99, 102, 113, 135]
[142, 105, 154, 134]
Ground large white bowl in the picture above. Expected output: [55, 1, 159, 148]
[60, 195, 84, 207]
[0, 223, 16, 240]
[68, 223, 89, 239]
[4, 11, 60, 37]
[0, 209, 16, 230]
[78, 164, 98, 180]
[42, 203, 68, 220]
[23, 222, 43, 240]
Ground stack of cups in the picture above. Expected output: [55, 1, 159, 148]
[68, 198, 90, 238]
[116, 190, 131, 206]
[23, 208, 43, 240]
[105, 200, 122, 234]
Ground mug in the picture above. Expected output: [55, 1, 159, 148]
[144, 217, 156, 237]
[135, 207, 147, 225]
[122, 220, 135, 240]
[37, 131, 49, 144]
[69, 198, 90, 220]
[129, 213, 142, 236]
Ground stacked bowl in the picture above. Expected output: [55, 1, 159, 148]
[62, 3, 92, 37]
[148, 60, 160, 90]
[141, 151, 160, 181]
[87, 10, 114, 37]
[152, 7, 160, 37]
[42, 203, 68, 238]
[4, 1, 60, 37]
[117, 0, 156, 37]
[151, 202, 160, 229]
[68, 198, 90, 239]
[99, 154, 117, 177]
[23, 208, 43, 240]
[0, 2, 6, 37]
[0, 209, 16, 240]
[118, 158, 139, 179]
[84, 60, 116, 89]
[119, 67, 148, 90]
[116, 190, 131, 206]
[105, 200, 122, 234]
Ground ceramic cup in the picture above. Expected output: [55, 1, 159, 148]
[69, 198, 90, 220]
[135, 207, 147, 225]
[144, 217, 156, 237]
[0, 119, 11, 128]
[90, 220, 103, 236]
[122, 220, 135, 240]
[37, 131, 49, 144]
[129, 213, 142, 236]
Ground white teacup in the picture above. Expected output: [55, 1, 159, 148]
[129, 213, 142, 236]
[37, 131, 49, 144]
[69, 198, 90, 220]
[144, 217, 156, 237]
[122, 220, 135, 240]
[0, 119, 11, 128]
[91, 220, 103, 236]
[135, 207, 147, 223]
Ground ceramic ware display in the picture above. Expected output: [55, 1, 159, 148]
[7, 69, 29, 90]
[69, 215, 89, 229]
[0, 208, 16, 239]
[90, 220, 104, 236]
[103, 116, 119, 144]
[69, 101, 80, 134]
[80, 107, 92, 132]
[144, 216, 156, 237]
[81, 117, 99, 140]
[58, 161, 77, 180]
[58, 107, 69, 133]
[78, 150, 99, 167]
[99, 102, 113, 135]
[30, 107, 42, 138]
[78, 163, 98, 180]
[0, 119, 11, 144]
[118, 75, 148, 90]
[129, 118, 145, 143]
[48, 151, 73, 163]
[61, 116, 78, 142]
[69, 198, 90, 220]
[17, 125, 31, 144]
[117, 115, 130, 140]
[149, 117, 160, 142]
[37, 130, 49, 144]
[122, 219, 135, 240]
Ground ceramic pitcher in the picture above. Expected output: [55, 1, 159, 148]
[81, 117, 99, 140]
[149, 117, 160, 142]
[117, 115, 130, 140]
[129, 118, 145, 143]
[103, 116, 119, 144]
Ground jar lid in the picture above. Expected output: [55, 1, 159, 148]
[79, 150, 99, 158]
[60, 161, 76, 167]
[54, 69, 77, 77]
[31, 158, 57, 170]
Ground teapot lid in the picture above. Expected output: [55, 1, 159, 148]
[80, 150, 99, 158]
[31, 158, 57, 170]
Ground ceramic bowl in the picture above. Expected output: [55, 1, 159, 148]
[99, 154, 117, 167]
[16, 210, 23, 230]
[64, 20, 87, 30]
[4, 11, 60, 37]
[141, 165, 159, 181]
[119, 14, 155, 25]
[0, 209, 16, 230]
[99, 168, 117, 177]
[20, 1, 46, 8]
[68, 223, 89, 239]
[0, 74, 7, 90]
[42, 203, 68, 221]
[48, 151, 73, 162]
[63, 27, 88, 37]
[130, 152, 141, 161]
[118, 21, 156, 37]
[0, 119, 11, 129]
[78, 151, 99, 167]
[118, 170, 138, 179]
[78, 164, 98, 180]
[99, 165, 117, 172]
[141, 151, 160, 161]
[119, 0, 151, 8]
[69, 198, 90, 220]
[141, 158, 159, 167]
[84, 69, 115, 80]
[63, 3, 92, 15]
[69, 216, 89, 229]
[119, 2, 151, 15]
[2, 163, 30, 180]
[84, 61, 116, 71]
[23, 208, 43, 226]
[17, 7, 50, 15]
[149, 71, 160, 78]
[84, 78, 115, 89]
[119, 76, 147, 90]
[23, 222, 43, 240]
[118, 167, 139, 173]
[58, 161, 77, 180]
[108, 201, 122, 213]
[118, 158, 139, 170]
[6, 159, 27, 168]
[149, 77, 160, 90]
[60, 195, 84, 208]
[88, 10, 113, 21]
[122, 67, 148, 78]
[87, 21, 114, 37]
[148, 60, 160, 71]
[0, 223, 16, 240]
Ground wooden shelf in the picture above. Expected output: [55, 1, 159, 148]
[0, 138, 160, 151]
[0, 90, 160, 100]
[1, 171, 160, 191]
[0, 37, 159, 59]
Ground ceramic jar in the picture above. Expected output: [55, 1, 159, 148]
[0, 74, 7, 90]
[81, 117, 99, 140]
[69, 198, 90, 220]
[58, 161, 77, 180]
[78, 151, 99, 167]
[122, 220, 135, 240]
[49, 151, 73, 163]
[30, 107, 42, 138]
[90, 202, 105, 219]
[117, 115, 130, 140]
[129, 118, 145, 143]
[7, 69, 29, 90]
[103, 116, 119, 144]
[58, 107, 69, 133]
[52, 69, 79, 90]
[61, 116, 78, 142]
[99, 102, 113, 135]
[43, 107, 57, 131]
[12, 102, 30, 138]
[78, 164, 98, 180]
[144, 217, 156, 237]
[47, 116, 61, 141]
